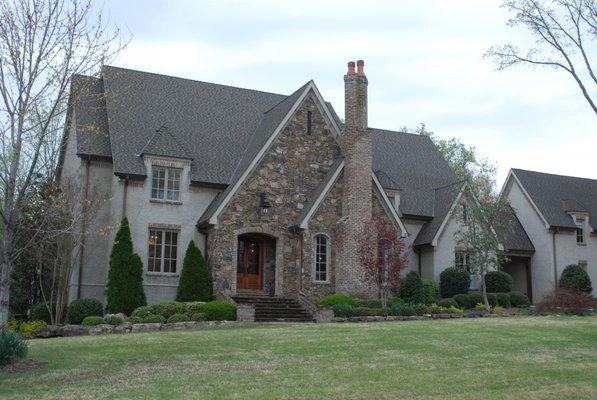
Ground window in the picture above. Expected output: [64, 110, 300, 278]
[307, 111, 312, 135]
[151, 166, 181, 201]
[455, 251, 477, 288]
[314, 234, 330, 282]
[148, 229, 178, 273]
[576, 219, 585, 244]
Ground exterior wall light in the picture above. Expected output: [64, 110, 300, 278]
[260, 192, 272, 214]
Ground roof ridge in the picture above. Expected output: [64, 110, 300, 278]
[263, 81, 311, 115]
[513, 168, 597, 183]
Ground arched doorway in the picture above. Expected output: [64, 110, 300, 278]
[237, 233, 276, 293]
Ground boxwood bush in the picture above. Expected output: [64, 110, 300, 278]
[509, 291, 531, 308]
[66, 298, 103, 324]
[559, 264, 592, 294]
[29, 301, 53, 323]
[496, 292, 511, 308]
[0, 331, 28, 367]
[468, 291, 483, 308]
[439, 267, 470, 298]
[332, 303, 353, 317]
[103, 315, 124, 325]
[152, 301, 185, 318]
[393, 304, 415, 316]
[184, 301, 205, 317]
[388, 297, 405, 308]
[315, 294, 357, 308]
[401, 271, 426, 304]
[82, 316, 105, 326]
[130, 306, 153, 319]
[191, 313, 206, 322]
[355, 299, 382, 308]
[201, 301, 236, 321]
[128, 316, 143, 324]
[485, 271, 513, 293]
[453, 293, 471, 309]
[167, 313, 190, 323]
[438, 298, 458, 308]
[487, 293, 498, 307]
[142, 314, 166, 324]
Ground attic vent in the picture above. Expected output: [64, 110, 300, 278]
[307, 111, 312, 135]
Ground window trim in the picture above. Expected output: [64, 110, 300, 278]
[151, 165, 182, 203]
[147, 228, 180, 275]
[575, 218, 585, 245]
[313, 233, 331, 283]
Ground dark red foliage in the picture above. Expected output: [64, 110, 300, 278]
[535, 288, 596, 315]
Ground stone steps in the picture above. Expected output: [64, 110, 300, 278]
[232, 294, 314, 323]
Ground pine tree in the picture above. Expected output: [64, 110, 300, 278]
[176, 240, 213, 302]
[105, 218, 147, 315]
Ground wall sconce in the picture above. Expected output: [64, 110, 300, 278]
[259, 192, 272, 214]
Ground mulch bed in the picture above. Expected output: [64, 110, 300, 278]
[0, 359, 48, 374]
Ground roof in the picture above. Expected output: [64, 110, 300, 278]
[512, 169, 597, 231]
[140, 126, 192, 160]
[414, 182, 464, 246]
[72, 74, 111, 158]
[500, 206, 535, 253]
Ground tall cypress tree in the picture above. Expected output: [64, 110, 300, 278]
[176, 240, 213, 302]
[105, 218, 146, 315]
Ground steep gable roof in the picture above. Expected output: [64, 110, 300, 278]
[510, 169, 597, 231]
[139, 126, 192, 160]
[414, 182, 464, 246]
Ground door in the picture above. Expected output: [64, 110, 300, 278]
[237, 237, 263, 290]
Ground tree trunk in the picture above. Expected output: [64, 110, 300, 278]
[480, 275, 491, 312]
[0, 228, 14, 330]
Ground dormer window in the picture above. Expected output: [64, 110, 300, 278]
[576, 218, 585, 244]
[151, 166, 181, 201]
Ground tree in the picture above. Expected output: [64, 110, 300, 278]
[358, 217, 408, 308]
[487, 0, 597, 116]
[176, 240, 213, 302]
[0, 0, 124, 329]
[105, 218, 146, 315]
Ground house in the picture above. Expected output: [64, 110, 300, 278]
[58, 61, 531, 309]
[501, 169, 597, 303]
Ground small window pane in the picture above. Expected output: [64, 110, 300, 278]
[147, 229, 178, 274]
[315, 235, 329, 282]
[151, 166, 181, 201]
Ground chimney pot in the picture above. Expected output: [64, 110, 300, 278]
[347, 61, 356, 75]
[356, 60, 365, 75]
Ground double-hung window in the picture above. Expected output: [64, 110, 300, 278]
[151, 166, 181, 201]
[576, 219, 585, 244]
[455, 250, 477, 289]
[148, 229, 179, 274]
[314, 234, 330, 282]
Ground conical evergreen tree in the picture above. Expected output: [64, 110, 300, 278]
[105, 218, 147, 314]
[176, 240, 213, 302]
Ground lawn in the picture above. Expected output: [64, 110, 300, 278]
[1, 316, 596, 400]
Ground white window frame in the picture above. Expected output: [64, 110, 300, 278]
[313, 233, 331, 283]
[148, 228, 179, 274]
[151, 166, 182, 202]
[575, 218, 585, 245]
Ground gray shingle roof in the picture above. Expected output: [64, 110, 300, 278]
[501, 206, 535, 253]
[414, 182, 464, 246]
[140, 126, 192, 160]
[512, 169, 597, 231]
[72, 74, 111, 157]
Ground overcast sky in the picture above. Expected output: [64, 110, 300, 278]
[104, 0, 596, 187]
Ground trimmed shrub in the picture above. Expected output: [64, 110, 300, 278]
[191, 313, 206, 322]
[355, 299, 382, 308]
[167, 313, 190, 323]
[438, 298, 458, 308]
[105, 218, 147, 315]
[453, 294, 471, 309]
[559, 264, 592, 294]
[487, 293, 498, 307]
[496, 292, 511, 308]
[0, 331, 28, 367]
[421, 278, 438, 304]
[401, 271, 426, 304]
[128, 316, 143, 324]
[536, 288, 596, 315]
[439, 267, 470, 298]
[130, 306, 153, 319]
[142, 314, 166, 324]
[468, 291, 483, 307]
[510, 291, 531, 308]
[202, 301, 236, 321]
[352, 307, 375, 316]
[393, 304, 415, 316]
[332, 303, 353, 317]
[484, 271, 513, 293]
[184, 302, 205, 317]
[29, 301, 53, 323]
[152, 301, 185, 318]
[474, 302, 487, 311]
[315, 294, 357, 308]
[66, 298, 103, 325]
[14, 320, 47, 339]
[411, 304, 428, 315]
[82, 316, 105, 326]
[104, 315, 124, 325]
[388, 297, 405, 308]
[176, 240, 213, 302]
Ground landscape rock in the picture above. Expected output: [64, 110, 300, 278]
[131, 323, 161, 333]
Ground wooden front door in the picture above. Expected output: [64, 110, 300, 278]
[237, 237, 263, 290]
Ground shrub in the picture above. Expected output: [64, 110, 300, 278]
[0, 331, 28, 367]
[426, 304, 444, 314]
[191, 313, 206, 322]
[448, 306, 463, 314]
[559, 264, 592, 294]
[352, 307, 374, 316]
[439, 267, 470, 298]
[486, 293, 498, 307]
[387, 296, 405, 308]
[105, 218, 147, 315]
[453, 294, 471, 309]
[66, 298, 103, 325]
[152, 301, 186, 318]
[509, 291, 531, 308]
[474, 303, 486, 311]
[393, 304, 415, 316]
[128, 316, 143, 324]
[332, 303, 353, 317]
[496, 292, 511, 308]
[176, 240, 213, 302]
[421, 278, 438, 304]
[16, 320, 47, 338]
[184, 302, 205, 317]
[401, 271, 426, 304]
[468, 291, 483, 307]
[130, 306, 153, 319]
[492, 306, 506, 315]
[142, 314, 166, 324]
[82, 316, 105, 326]
[104, 315, 124, 325]
[167, 313, 190, 323]
[411, 304, 428, 315]
[29, 301, 53, 323]
[484, 271, 513, 293]
[201, 301, 236, 321]
[438, 298, 458, 308]
[355, 299, 382, 308]
[536, 288, 596, 315]
[315, 294, 357, 308]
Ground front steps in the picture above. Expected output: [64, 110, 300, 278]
[232, 294, 314, 322]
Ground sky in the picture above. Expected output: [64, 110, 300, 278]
[103, 0, 596, 188]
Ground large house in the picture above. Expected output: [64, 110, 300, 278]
[58, 61, 589, 310]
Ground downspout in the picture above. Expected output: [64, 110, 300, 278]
[77, 157, 91, 299]
[298, 230, 304, 293]
[552, 228, 558, 292]
[121, 177, 129, 218]
[417, 249, 422, 276]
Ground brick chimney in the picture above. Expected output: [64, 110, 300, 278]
[337, 60, 373, 296]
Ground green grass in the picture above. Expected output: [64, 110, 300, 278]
[1, 316, 596, 399]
